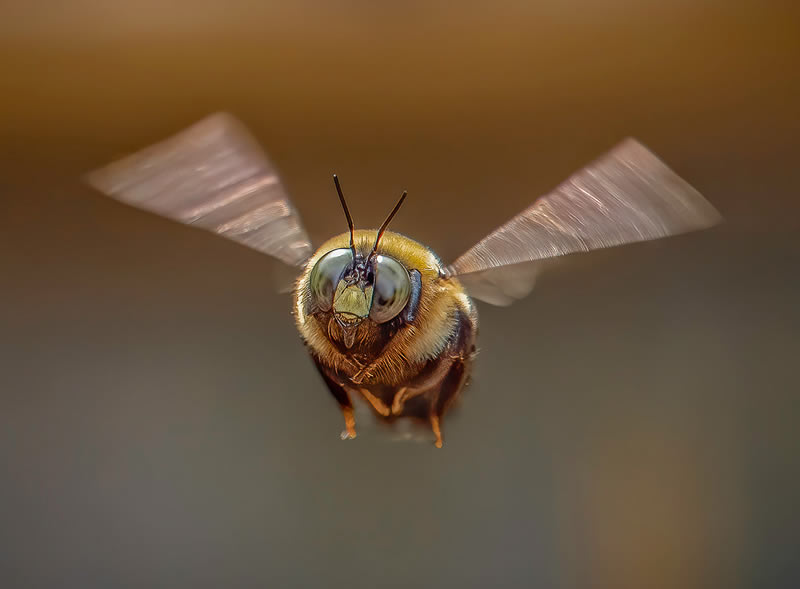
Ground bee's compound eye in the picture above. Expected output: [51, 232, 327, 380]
[370, 255, 411, 323]
[309, 248, 353, 310]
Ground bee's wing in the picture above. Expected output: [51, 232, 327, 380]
[448, 138, 722, 305]
[86, 112, 313, 268]
[449, 260, 546, 306]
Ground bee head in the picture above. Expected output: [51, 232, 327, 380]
[308, 177, 412, 342]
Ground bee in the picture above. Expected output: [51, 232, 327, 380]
[87, 113, 721, 447]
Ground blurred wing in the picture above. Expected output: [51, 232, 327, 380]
[86, 112, 313, 268]
[455, 261, 544, 306]
[448, 138, 722, 305]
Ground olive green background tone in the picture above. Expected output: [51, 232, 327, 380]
[1, 2, 798, 588]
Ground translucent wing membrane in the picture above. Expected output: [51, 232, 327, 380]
[86, 112, 313, 267]
[455, 261, 544, 307]
[449, 138, 721, 304]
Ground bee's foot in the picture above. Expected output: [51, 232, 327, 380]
[340, 429, 357, 440]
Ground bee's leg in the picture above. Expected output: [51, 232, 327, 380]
[390, 384, 428, 415]
[357, 388, 391, 417]
[427, 309, 475, 448]
[430, 415, 444, 449]
[390, 387, 409, 415]
[429, 358, 468, 449]
[313, 360, 357, 439]
[341, 408, 357, 440]
[390, 359, 455, 415]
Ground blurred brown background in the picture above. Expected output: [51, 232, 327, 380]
[1, 1, 798, 588]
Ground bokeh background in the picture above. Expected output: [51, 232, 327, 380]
[1, 2, 798, 588]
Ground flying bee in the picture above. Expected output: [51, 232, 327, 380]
[87, 112, 721, 447]
[294, 182, 477, 447]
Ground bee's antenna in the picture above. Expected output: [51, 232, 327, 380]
[333, 174, 357, 259]
[370, 190, 407, 259]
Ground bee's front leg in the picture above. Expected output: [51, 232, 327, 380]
[350, 364, 373, 385]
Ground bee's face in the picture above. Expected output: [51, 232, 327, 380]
[295, 229, 455, 356]
[309, 247, 412, 328]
